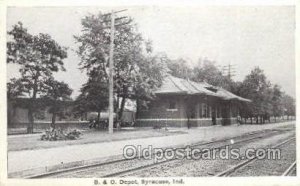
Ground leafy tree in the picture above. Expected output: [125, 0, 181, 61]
[7, 78, 26, 99]
[192, 58, 232, 90]
[42, 78, 73, 129]
[7, 22, 68, 133]
[133, 52, 168, 116]
[74, 13, 166, 123]
[238, 67, 272, 123]
[7, 78, 26, 127]
[282, 94, 295, 120]
[72, 93, 89, 120]
[167, 58, 193, 79]
[271, 84, 283, 121]
[74, 68, 109, 122]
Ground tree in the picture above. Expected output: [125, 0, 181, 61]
[271, 84, 283, 122]
[7, 78, 26, 100]
[133, 52, 168, 116]
[282, 94, 295, 120]
[192, 58, 232, 90]
[7, 22, 68, 133]
[238, 67, 272, 123]
[167, 58, 193, 79]
[72, 93, 89, 120]
[42, 78, 73, 129]
[7, 78, 26, 127]
[74, 12, 166, 124]
[74, 68, 109, 122]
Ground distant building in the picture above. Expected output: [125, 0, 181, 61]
[7, 98, 77, 130]
[87, 98, 136, 125]
[135, 75, 250, 127]
[7, 97, 137, 129]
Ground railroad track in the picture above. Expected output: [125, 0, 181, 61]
[215, 137, 296, 177]
[282, 161, 296, 176]
[26, 126, 294, 178]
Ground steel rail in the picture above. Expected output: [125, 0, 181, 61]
[215, 137, 296, 177]
[101, 130, 293, 177]
[281, 161, 296, 176]
[26, 127, 294, 178]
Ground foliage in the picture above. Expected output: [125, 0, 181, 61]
[7, 78, 26, 99]
[282, 93, 295, 116]
[162, 57, 295, 122]
[7, 22, 68, 133]
[236, 67, 295, 122]
[41, 129, 82, 141]
[42, 78, 73, 128]
[271, 84, 284, 117]
[192, 59, 232, 90]
[237, 67, 269, 116]
[73, 68, 109, 120]
[166, 58, 193, 79]
[74, 12, 167, 121]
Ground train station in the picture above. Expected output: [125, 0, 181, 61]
[136, 75, 251, 127]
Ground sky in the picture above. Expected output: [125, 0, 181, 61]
[6, 6, 295, 98]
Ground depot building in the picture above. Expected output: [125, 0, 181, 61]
[135, 75, 251, 127]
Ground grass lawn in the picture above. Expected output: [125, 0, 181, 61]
[8, 128, 187, 152]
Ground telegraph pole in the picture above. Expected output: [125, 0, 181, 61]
[106, 9, 129, 134]
[221, 63, 236, 80]
[108, 10, 115, 134]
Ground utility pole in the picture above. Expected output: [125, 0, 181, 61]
[108, 10, 115, 134]
[106, 9, 129, 134]
[221, 63, 236, 80]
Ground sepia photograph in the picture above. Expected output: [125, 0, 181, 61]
[1, 1, 299, 185]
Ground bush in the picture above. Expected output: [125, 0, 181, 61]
[41, 129, 82, 141]
[153, 125, 162, 129]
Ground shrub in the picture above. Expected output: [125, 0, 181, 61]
[41, 129, 82, 141]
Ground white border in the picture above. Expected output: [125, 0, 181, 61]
[0, 1, 298, 186]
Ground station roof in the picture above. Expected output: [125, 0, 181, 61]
[155, 75, 251, 102]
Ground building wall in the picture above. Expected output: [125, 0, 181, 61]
[136, 95, 187, 127]
[7, 100, 79, 129]
[8, 105, 89, 130]
[136, 95, 238, 127]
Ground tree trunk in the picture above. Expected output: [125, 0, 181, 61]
[97, 111, 101, 122]
[274, 116, 276, 122]
[27, 106, 34, 133]
[260, 116, 263, 124]
[117, 93, 120, 111]
[7, 103, 12, 128]
[119, 95, 126, 121]
[136, 98, 140, 119]
[51, 101, 57, 130]
[256, 116, 258, 124]
[250, 117, 253, 124]
[118, 87, 127, 122]
[27, 97, 36, 134]
[27, 73, 38, 134]
[51, 112, 57, 130]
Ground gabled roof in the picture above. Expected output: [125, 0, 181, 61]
[215, 87, 251, 102]
[155, 75, 251, 102]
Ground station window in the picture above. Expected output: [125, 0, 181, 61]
[190, 105, 196, 118]
[168, 100, 176, 109]
[200, 103, 211, 118]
